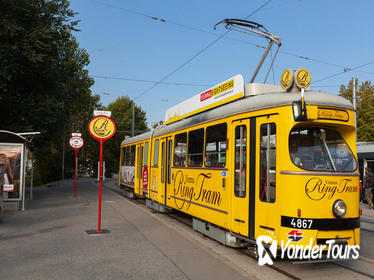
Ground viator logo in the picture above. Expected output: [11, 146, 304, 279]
[256, 235, 278, 266]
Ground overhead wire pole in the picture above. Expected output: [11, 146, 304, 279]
[132, 104, 135, 137]
[353, 78, 357, 142]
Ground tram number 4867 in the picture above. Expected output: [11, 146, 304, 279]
[291, 218, 313, 229]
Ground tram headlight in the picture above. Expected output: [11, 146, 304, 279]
[333, 199, 347, 218]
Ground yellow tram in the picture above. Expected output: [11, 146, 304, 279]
[119, 69, 359, 251]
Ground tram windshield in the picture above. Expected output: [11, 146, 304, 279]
[289, 127, 357, 172]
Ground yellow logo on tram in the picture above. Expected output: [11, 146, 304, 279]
[295, 68, 311, 89]
[280, 69, 294, 90]
[88, 116, 116, 140]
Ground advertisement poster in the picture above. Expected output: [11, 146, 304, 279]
[121, 166, 135, 187]
[0, 144, 23, 200]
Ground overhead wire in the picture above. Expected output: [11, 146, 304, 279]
[132, 30, 230, 100]
[314, 60, 374, 83]
[90, 0, 374, 93]
[132, 0, 273, 100]
[90, 0, 374, 77]
[92, 75, 213, 87]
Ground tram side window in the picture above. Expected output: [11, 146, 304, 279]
[125, 147, 130, 165]
[161, 142, 165, 183]
[205, 123, 227, 168]
[121, 147, 126, 166]
[188, 128, 204, 167]
[234, 125, 247, 197]
[259, 123, 276, 203]
[153, 140, 159, 167]
[174, 133, 187, 167]
[144, 142, 149, 166]
[130, 145, 136, 166]
[138, 146, 143, 179]
[168, 140, 172, 184]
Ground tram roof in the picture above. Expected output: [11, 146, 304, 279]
[121, 83, 354, 145]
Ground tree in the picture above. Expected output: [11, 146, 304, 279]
[339, 78, 374, 141]
[0, 0, 99, 184]
[102, 97, 149, 176]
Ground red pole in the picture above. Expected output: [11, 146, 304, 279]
[97, 140, 103, 233]
[74, 149, 77, 198]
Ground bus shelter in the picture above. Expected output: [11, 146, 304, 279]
[0, 130, 39, 211]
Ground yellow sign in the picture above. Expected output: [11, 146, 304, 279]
[280, 69, 294, 90]
[165, 74, 244, 125]
[317, 108, 349, 122]
[295, 68, 311, 89]
[88, 116, 116, 141]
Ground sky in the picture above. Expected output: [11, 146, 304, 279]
[69, 0, 374, 127]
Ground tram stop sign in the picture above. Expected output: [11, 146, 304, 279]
[69, 136, 84, 150]
[88, 115, 116, 142]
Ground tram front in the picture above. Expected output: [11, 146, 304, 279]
[276, 69, 360, 260]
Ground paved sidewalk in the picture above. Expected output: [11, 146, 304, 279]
[0, 178, 256, 280]
[360, 201, 374, 221]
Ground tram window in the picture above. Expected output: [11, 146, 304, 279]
[130, 145, 136, 166]
[174, 133, 187, 167]
[144, 142, 149, 166]
[153, 140, 159, 167]
[168, 140, 172, 184]
[121, 147, 126, 166]
[137, 147, 140, 178]
[138, 146, 143, 179]
[289, 127, 357, 172]
[234, 125, 247, 197]
[259, 123, 276, 203]
[205, 123, 227, 167]
[161, 142, 165, 183]
[188, 128, 204, 167]
[125, 147, 130, 165]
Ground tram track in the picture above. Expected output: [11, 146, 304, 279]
[361, 228, 374, 234]
[103, 183, 374, 279]
[332, 261, 374, 279]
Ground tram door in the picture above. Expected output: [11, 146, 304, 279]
[135, 143, 144, 196]
[231, 119, 250, 237]
[160, 137, 173, 206]
[255, 115, 278, 235]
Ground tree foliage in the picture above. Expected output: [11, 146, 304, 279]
[339, 78, 374, 141]
[102, 97, 148, 176]
[0, 0, 100, 184]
